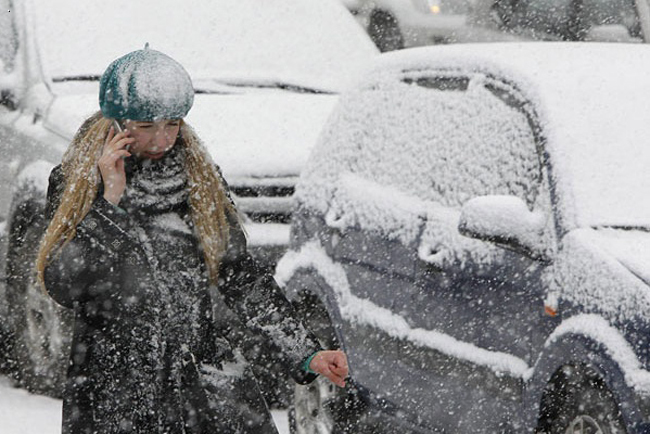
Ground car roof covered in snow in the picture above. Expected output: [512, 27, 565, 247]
[344, 42, 650, 229]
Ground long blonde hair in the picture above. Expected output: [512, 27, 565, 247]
[36, 111, 236, 288]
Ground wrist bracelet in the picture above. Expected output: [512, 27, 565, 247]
[302, 351, 320, 374]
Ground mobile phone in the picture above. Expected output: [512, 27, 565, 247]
[113, 119, 131, 154]
[113, 119, 124, 133]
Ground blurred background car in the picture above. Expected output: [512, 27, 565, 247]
[345, 0, 650, 51]
[458, 0, 649, 43]
[280, 42, 650, 433]
[352, 0, 473, 51]
[0, 0, 377, 404]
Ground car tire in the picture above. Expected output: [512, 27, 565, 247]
[289, 289, 370, 434]
[5, 195, 72, 397]
[292, 375, 338, 434]
[538, 364, 627, 434]
[367, 9, 404, 52]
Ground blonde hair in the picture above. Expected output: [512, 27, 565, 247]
[36, 111, 236, 288]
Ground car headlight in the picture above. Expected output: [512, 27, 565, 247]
[412, 0, 442, 15]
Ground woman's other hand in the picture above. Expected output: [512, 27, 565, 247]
[309, 350, 349, 388]
[98, 126, 134, 205]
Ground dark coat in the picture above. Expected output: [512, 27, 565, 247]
[43, 165, 321, 434]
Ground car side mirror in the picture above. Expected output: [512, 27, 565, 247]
[458, 195, 547, 261]
[585, 24, 638, 42]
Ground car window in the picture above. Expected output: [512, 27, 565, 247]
[580, 0, 642, 38]
[512, 0, 574, 38]
[309, 73, 541, 209]
[511, 0, 640, 40]
[0, 0, 18, 72]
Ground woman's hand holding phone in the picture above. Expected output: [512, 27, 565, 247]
[98, 122, 134, 206]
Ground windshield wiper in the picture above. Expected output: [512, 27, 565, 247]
[598, 225, 650, 232]
[52, 76, 335, 95]
[246, 82, 335, 95]
[52, 76, 233, 95]
[214, 79, 335, 95]
[52, 75, 101, 82]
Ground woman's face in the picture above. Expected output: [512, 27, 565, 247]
[123, 119, 181, 160]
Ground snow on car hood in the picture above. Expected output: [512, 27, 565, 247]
[553, 227, 650, 323]
[187, 92, 337, 178]
[43, 88, 338, 178]
[579, 227, 650, 286]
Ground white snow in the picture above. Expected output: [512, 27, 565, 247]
[354, 43, 650, 230]
[109, 50, 194, 121]
[548, 228, 650, 323]
[0, 376, 291, 434]
[325, 173, 426, 246]
[28, 0, 376, 93]
[14, 160, 56, 195]
[0, 377, 61, 434]
[244, 223, 290, 247]
[189, 93, 338, 178]
[459, 195, 546, 249]
[297, 57, 540, 219]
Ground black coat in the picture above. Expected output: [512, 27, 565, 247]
[43, 165, 321, 434]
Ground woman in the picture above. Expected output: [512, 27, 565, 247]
[35, 48, 347, 434]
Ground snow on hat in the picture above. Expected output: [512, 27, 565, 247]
[99, 47, 194, 121]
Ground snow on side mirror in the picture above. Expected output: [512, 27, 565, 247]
[458, 195, 547, 261]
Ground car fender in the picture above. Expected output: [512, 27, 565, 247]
[7, 160, 54, 235]
[276, 242, 348, 351]
[523, 314, 649, 433]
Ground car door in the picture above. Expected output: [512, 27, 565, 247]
[402, 75, 556, 432]
[317, 73, 531, 430]
[323, 171, 427, 418]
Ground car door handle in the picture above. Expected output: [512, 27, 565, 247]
[418, 243, 446, 271]
[325, 207, 348, 230]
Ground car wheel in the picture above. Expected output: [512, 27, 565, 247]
[288, 289, 370, 434]
[291, 375, 337, 434]
[538, 364, 627, 434]
[5, 197, 72, 397]
[367, 9, 404, 52]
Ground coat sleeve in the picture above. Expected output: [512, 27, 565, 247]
[215, 177, 323, 384]
[43, 166, 140, 309]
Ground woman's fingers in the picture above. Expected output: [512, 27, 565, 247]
[104, 128, 133, 152]
[99, 125, 133, 205]
[309, 350, 349, 388]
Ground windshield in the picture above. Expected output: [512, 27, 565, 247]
[29, 0, 376, 92]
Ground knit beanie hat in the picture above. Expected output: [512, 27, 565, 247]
[99, 48, 194, 121]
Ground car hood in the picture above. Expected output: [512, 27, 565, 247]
[43, 89, 338, 179]
[576, 227, 650, 286]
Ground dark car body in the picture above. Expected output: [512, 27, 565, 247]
[281, 42, 650, 433]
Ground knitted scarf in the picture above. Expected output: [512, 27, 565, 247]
[122, 145, 213, 432]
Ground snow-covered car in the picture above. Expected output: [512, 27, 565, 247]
[354, 0, 473, 51]
[279, 43, 650, 433]
[0, 0, 377, 396]
[458, 0, 650, 43]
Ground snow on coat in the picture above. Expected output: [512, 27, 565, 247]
[42, 151, 321, 434]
